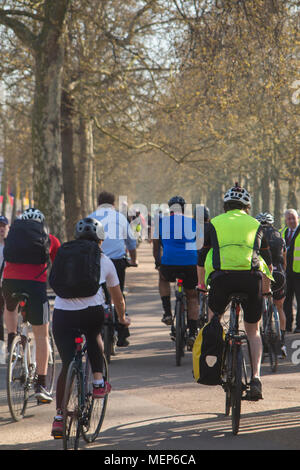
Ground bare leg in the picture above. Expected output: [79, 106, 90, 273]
[244, 321, 262, 378]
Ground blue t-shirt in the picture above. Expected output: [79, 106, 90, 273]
[155, 214, 197, 266]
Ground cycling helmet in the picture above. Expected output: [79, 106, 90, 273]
[21, 207, 45, 223]
[168, 196, 186, 210]
[75, 217, 105, 242]
[223, 183, 251, 207]
[256, 212, 274, 225]
[204, 206, 210, 221]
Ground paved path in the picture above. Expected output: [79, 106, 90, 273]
[1, 243, 300, 450]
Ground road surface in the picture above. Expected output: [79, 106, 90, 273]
[1, 243, 300, 451]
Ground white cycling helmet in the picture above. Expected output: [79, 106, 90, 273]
[223, 183, 251, 207]
[75, 217, 105, 242]
[21, 207, 45, 223]
[256, 212, 274, 225]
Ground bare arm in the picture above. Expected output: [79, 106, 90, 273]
[108, 285, 131, 326]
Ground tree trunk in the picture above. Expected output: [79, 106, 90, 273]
[61, 89, 82, 240]
[287, 177, 298, 210]
[78, 117, 95, 216]
[32, 41, 66, 240]
[273, 171, 282, 229]
[261, 162, 271, 212]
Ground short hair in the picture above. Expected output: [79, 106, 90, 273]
[97, 191, 115, 206]
[284, 208, 298, 218]
[224, 201, 249, 212]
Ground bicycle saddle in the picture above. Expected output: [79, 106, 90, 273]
[11, 292, 29, 302]
[229, 292, 248, 302]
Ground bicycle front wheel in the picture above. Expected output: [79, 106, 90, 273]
[7, 336, 29, 421]
[231, 346, 243, 435]
[175, 300, 184, 366]
[63, 361, 82, 450]
[82, 355, 109, 443]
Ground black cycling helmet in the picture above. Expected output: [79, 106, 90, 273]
[75, 217, 105, 242]
[204, 206, 210, 221]
[168, 196, 186, 211]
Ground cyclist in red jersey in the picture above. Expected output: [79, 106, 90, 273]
[2, 208, 60, 403]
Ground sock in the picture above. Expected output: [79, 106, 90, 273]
[37, 375, 46, 387]
[93, 379, 104, 387]
[161, 296, 171, 316]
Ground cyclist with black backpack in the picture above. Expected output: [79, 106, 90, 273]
[2, 208, 60, 403]
[256, 212, 287, 357]
[49, 217, 130, 439]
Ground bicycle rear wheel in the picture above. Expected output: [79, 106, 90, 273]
[231, 346, 243, 435]
[267, 303, 280, 373]
[222, 344, 232, 416]
[82, 355, 109, 443]
[175, 300, 184, 366]
[103, 323, 112, 364]
[7, 336, 29, 421]
[63, 361, 82, 450]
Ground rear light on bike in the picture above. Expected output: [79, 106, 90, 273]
[178, 279, 183, 285]
[75, 337, 83, 344]
[19, 301, 26, 307]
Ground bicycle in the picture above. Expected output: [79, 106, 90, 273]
[62, 333, 109, 450]
[169, 277, 188, 367]
[6, 292, 56, 422]
[102, 294, 117, 364]
[261, 292, 281, 373]
[221, 292, 257, 435]
[197, 287, 209, 329]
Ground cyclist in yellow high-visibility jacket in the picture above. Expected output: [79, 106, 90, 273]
[197, 183, 273, 400]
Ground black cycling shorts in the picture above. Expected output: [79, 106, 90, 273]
[159, 265, 197, 290]
[2, 279, 49, 326]
[272, 269, 286, 301]
[208, 271, 263, 324]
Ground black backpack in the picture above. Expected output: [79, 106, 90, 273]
[49, 239, 101, 298]
[263, 226, 285, 266]
[3, 219, 50, 265]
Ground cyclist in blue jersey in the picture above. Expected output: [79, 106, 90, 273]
[153, 196, 199, 350]
[89, 191, 137, 346]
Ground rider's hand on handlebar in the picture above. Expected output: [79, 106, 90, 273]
[197, 283, 208, 293]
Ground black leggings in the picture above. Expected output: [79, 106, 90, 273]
[52, 306, 105, 411]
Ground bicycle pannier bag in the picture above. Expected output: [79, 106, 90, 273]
[3, 219, 50, 264]
[49, 239, 101, 298]
[193, 315, 225, 385]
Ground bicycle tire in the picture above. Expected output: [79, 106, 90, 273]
[231, 346, 243, 435]
[175, 299, 184, 366]
[267, 340, 278, 373]
[198, 294, 208, 329]
[7, 336, 29, 421]
[103, 324, 112, 364]
[82, 355, 109, 443]
[222, 344, 232, 416]
[63, 361, 82, 450]
[266, 303, 280, 373]
[46, 330, 56, 394]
